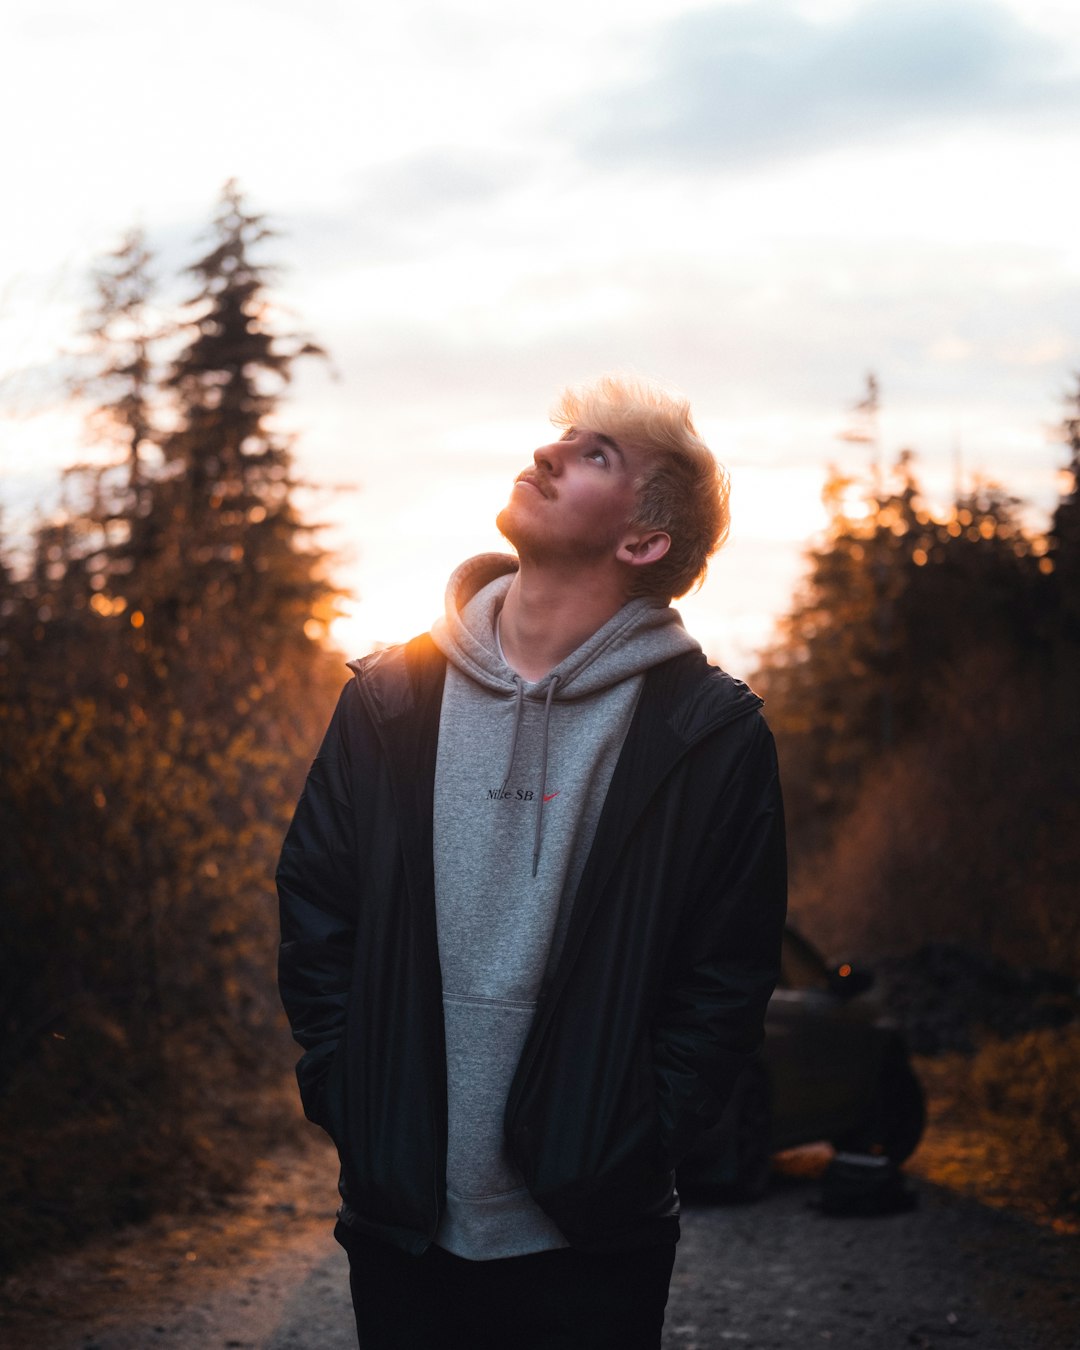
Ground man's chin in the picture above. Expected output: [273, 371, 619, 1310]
[495, 503, 524, 549]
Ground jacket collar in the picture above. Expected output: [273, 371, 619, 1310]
[348, 635, 759, 741]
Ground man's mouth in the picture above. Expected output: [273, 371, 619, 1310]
[515, 471, 552, 499]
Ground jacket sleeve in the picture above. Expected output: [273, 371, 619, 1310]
[652, 713, 787, 1170]
[276, 681, 359, 1135]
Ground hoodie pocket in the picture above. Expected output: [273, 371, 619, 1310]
[442, 991, 536, 1199]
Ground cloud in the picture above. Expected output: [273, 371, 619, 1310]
[572, 0, 1080, 170]
[307, 233, 1080, 470]
[350, 149, 523, 223]
[280, 148, 530, 272]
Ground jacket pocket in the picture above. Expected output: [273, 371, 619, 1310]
[626, 1032, 665, 1173]
[516, 1029, 674, 1245]
[297, 1036, 347, 1145]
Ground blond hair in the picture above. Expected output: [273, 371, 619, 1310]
[551, 374, 730, 601]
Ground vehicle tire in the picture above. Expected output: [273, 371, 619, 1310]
[720, 1064, 774, 1200]
[837, 1051, 925, 1165]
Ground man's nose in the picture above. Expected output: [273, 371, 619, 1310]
[533, 442, 561, 474]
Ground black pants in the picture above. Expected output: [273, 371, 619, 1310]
[336, 1224, 677, 1350]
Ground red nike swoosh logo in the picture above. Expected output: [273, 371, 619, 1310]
[543, 791, 559, 802]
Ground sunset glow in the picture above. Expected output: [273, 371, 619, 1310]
[4, 0, 1080, 672]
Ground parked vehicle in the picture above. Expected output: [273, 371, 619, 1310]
[679, 926, 926, 1198]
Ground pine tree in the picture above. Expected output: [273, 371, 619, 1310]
[754, 380, 1066, 966]
[1048, 373, 1080, 640]
[76, 228, 160, 495]
[0, 189, 347, 1265]
[157, 179, 335, 670]
[755, 427, 1041, 856]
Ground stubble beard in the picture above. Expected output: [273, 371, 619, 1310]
[496, 499, 547, 560]
[496, 498, 621, 569]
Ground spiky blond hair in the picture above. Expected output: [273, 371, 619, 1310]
[551, 374, 729, 601]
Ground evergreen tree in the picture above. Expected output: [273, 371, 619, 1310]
[756, 431, 1041, 856]
[157, 179, 334, 669]
[76, 228, 160, 496]
[0, 187, 346, 1267]
[755, 452, 927, 845]
[1048, 373, 1080, 641]
[755, 382, 1067, 967]
[76, 228, 164, 601]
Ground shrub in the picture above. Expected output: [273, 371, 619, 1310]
[967, 1027, 1080, 1214]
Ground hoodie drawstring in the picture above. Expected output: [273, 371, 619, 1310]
[500, 676, 526, 794]
[499, 673, 560, 878]
[532, 675, 559, 878]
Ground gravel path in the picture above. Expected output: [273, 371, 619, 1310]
[3, 1139, 1077, 1350]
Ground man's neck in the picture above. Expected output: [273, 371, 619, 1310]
[498, 562, 630, 682]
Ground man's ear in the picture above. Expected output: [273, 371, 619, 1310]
[616, 529, 671, 569]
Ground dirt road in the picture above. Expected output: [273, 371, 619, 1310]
[3, 1137, 1077, 1350]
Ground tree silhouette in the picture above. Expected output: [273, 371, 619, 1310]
[756, 381, 1075, 972]
[1049, 373, 1080, 642]
[0, 185, 346, 1270]
[157, 179, 333, 662]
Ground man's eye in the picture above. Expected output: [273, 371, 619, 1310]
[585, 449, 608, 466]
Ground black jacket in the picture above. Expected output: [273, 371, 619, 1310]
[277, 633, 786, 1255]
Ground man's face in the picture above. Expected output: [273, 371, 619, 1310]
[496, 426, 647, 565]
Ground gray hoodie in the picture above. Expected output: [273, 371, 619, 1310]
[429, 553, 699, 1259]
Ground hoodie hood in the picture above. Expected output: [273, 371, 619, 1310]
[430, 553, 701, 879]
[430, 552, 700, 700]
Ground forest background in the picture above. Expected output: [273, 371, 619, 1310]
[1, 185, 1078, 1273]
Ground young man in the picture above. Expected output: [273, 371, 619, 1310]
[277, 376, 787, 1349]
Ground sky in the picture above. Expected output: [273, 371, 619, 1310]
[3, 0, 1080, 670]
